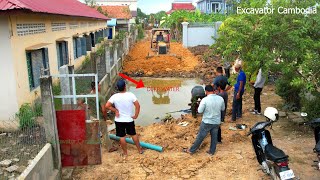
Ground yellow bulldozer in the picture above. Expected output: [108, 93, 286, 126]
[146, 28, 181, 59]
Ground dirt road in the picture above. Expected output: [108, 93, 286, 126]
[72, 40, 320, 180]
[73, 85, 320, 180]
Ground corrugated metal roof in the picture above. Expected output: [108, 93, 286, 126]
[172, 3, 195, 10]
[0, 0, 108, 20]
[167, 2, 195, 14]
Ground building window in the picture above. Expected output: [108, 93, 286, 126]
[69, 22, 79, 29]
[26, 48, 49, 90]
[73, 37, 87, 60]
[51, 22, 66, 32]
[211, 2, 220, 13]
[56, 41, 69, 68]
[17, 23, 46, 36]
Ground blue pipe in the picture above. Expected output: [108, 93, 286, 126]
[109, 134, 163, 152]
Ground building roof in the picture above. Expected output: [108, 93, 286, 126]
[0, 0, 108, 20]
[99, 5, 132, 19]
[166, 2, 195, 14]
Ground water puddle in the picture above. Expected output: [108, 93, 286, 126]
[126, 77, 203, 126]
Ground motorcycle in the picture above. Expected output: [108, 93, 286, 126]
[303, 114, 320, 170]
[247, 107, 295, 180]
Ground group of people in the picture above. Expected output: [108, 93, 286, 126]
[83, 63, 266, 157]
[185, 63, 266, 155]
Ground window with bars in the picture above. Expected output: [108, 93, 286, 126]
[26, 48, 49, 90]
[211, 3, 220, 13]
[73, 37, 87, 60]
[56, 41, 69, 68]
[17, 23, 46, 36]
[51, 22, 66, 32]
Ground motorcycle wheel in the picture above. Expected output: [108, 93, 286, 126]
[270, 164, 280, 180]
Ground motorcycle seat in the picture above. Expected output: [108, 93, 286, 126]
[315, 141, 320, 152]
[265, 144, 288, 162]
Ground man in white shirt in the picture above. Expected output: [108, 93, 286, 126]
[106, 79, 143, 155]
[251, 68, 266, 115]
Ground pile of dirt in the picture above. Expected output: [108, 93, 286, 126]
[122, 41, 199, 78]
[188, 45, 209, 56]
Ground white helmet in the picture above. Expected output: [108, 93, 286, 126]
[264, 107, 279, 121]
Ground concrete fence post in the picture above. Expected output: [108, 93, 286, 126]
[114, 44, 118, 70]
[214, 21, 223, 40]
[59, 65, 72, 105]
[40, 76, 61, 176]
[182, 22, 189, 48]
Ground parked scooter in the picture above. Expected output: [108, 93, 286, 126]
[247, 107, 295, 180]
[303, 114, 320, 170]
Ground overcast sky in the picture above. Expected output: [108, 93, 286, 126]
[138, 0, 198, 14]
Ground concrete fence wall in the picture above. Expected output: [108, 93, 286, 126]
[98, 31, 137, 97]
[182, 21, 223, 47]
[18, 144, 58, 180]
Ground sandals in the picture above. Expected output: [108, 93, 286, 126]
[182, 148, 192, 154]
[108, 146, 118, 153]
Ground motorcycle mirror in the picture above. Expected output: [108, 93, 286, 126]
[301, 112, 308, 117]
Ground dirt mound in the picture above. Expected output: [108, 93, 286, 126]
[188, 45, 209, 56]
[122, 41, 199, 78]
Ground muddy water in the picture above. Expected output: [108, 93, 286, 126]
[126, 78, 203, 126]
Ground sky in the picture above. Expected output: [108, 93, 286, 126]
[138, 0, 198, 15]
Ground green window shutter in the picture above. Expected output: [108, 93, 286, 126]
[26, 52, 34, 90]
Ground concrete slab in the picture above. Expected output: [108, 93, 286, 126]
[0, 159, 12, 167]
[5, 165, 19, 173]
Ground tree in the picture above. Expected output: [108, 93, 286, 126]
[84, 0, 96, 7]
[214, 0, 319, 115]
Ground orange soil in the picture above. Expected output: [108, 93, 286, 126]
[123, 41, 198, 75]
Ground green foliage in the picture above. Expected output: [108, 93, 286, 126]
[16, 104, 36, 129]
[214, 0, 320, 110]
[302, 93, 320, 121]
[137, 24, 145, 40]
[113, 30, 126, 44]
[275, 71, 302, 110]
[84, 0, 96, 7]
[96, 45, 105, 56]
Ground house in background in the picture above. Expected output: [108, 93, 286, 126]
[196, 0, 231, 14]
[0, 0, 109, 121]
[167, 0, 196, 14]
[100, 5, 133, 32]
[94, 0, 137, 23]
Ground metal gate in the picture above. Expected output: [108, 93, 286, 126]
[51, 73, 102, 167]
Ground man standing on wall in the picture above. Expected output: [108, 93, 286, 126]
[251, 68, 266, 115]
[183, 85, 225, 155]
[231, 64, 246, 121]
[106, 79, 143, 156]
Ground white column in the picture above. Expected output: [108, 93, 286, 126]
[181, 22, 189, 48]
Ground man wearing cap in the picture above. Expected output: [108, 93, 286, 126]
[183, 85, 225, 155]
[232, 64, 246, 121]
[106, 79, 143, 156]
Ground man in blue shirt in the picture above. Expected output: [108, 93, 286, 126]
[183, 85, 225, 155]
[232, 64, 246, 121]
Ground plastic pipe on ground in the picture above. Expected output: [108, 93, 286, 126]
[109, 134, 163, 152]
